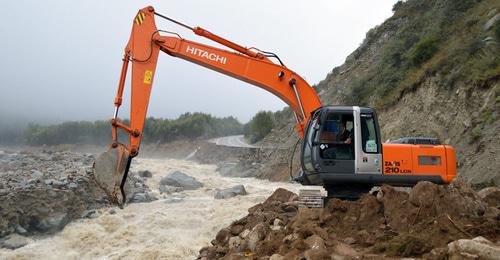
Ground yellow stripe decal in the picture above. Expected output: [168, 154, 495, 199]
[135, 12, 145, 25]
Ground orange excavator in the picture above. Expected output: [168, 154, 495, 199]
[94, 6, 456, 205]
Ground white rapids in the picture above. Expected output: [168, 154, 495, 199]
[0, 158, 302, 260]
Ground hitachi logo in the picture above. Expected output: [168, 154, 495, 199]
[186, 46, 227, 64]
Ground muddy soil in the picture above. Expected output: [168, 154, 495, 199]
[200, 181, 500, 259]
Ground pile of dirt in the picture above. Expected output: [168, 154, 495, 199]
[198, 181, 500, 259]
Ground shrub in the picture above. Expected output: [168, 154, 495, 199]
[244, 111, 274, 144]
[408, 36, 440, 66]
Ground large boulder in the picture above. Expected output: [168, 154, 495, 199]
[0, 234, 29, 249]
[214, 185, 247, 199]
[447, 237, 500, 260]
[477, 187, 500, 207]
[159, 171, 203, 190]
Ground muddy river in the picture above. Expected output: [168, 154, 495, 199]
[0, 158, 301, 259]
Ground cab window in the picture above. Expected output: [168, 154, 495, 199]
[319, 113, 354, 160]
[360, 114, 379, 153]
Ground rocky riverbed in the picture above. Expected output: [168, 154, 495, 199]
[0, 149, 155, 249]
[0, 157, 302, 259]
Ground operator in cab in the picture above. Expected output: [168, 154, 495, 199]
[337, 122, 353, 145]
[321, 119, 354, 160]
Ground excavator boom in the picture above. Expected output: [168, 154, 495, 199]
[94, 6, 322, 205]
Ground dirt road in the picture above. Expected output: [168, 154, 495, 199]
[0, 158, 301, 259]
[209, 135, 257, 148]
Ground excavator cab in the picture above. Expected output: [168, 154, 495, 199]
[299, 105, 456, 198]
[299, 106, 383, 197]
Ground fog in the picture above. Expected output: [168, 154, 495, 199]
[0, 0, 397, 125]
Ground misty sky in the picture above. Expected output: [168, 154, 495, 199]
[0, 0, 398, 124]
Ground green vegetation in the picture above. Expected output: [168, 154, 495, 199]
[337, 0, 500, 109]
[244, 111, 274, 144]
[496, 23, 500, 39]
[408, 36, 440, 66]
[24, 113, 243, 146]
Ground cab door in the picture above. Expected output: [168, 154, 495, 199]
[356, 111, 383, 175]
[317, 110, 355, 174]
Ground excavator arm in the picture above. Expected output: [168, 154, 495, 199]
[94, 6, 322, 205]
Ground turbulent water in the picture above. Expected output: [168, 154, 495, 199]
[0, 158, 302, 259]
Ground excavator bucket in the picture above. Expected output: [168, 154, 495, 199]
[93, 144, 131, 206]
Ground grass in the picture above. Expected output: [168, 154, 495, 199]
[326, 0, 500, 110]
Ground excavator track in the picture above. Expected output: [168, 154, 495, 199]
[325, 184, 373, 201]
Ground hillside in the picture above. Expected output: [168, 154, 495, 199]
[261, 0, 500, 187]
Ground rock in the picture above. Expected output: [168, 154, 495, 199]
[164, 196, 184, 204]
[159, 171, 203, 190]
[447, 236, 500, 260]
[36, 213, 69, 232]
[228, 236, 242, 249]
[305, 235, 326, 250]
[483, 36, 495, 44]
[214, 185, 247, 199]
[247, 223, 270, 251]
[15, 225, 27, 235]
[215, 228, 231, 245]
[409, 181, 438, 207]
[68, 182, 78, 189]
[283, 233, 300, 243]
[304, 248, 330, 260]
[264, 188, 297, 204]
[81, 209, 99, 219]
[31, 170, 43, 179]
[343, 237, 356, 245]
[44, 179, 54, 185]
[477, 187, 500, 207]
[51, 180, 66, 189]
[131, 193, 146, 203]
[230, 224, 245, 236]
[138, 170, 152, 178]
[159, 184, 183, 194]
[0, 234, 29, 249]
[487, 9, 497, 17]
[108, 209, 117, 215]
[333, 242, 359, 257]
[271, 218, 283, 231]
[282, 202, 298, 212]
[269, 254, 285, 260]
[483, 13, 500, 31]
[239, 229, 250, 239]
[484, 206, 500, 219]
[130, 192, 157, 203]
